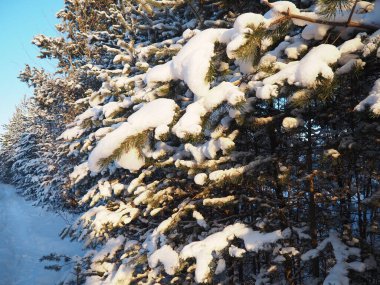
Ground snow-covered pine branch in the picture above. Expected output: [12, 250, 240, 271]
[1, 0, 379, 284]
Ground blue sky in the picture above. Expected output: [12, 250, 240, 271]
[0, 0, 63, 129]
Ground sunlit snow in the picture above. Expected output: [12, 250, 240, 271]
[0, 184, 82, 285]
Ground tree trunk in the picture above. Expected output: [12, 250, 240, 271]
[306, 121, 319, 278]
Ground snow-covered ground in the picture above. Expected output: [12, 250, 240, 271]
[0, 184, 82, 285]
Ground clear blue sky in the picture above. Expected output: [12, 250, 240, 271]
[0, 0, 63, 129]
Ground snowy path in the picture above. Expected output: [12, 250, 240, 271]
[0, 184, 82, 285]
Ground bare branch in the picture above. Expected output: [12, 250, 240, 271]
[261, 0, 380, 31]
[346, 0, 359, 26]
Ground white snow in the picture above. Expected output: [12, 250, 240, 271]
[112, 183, 125, 196]
[88, 98, 177, 172]
[285, 45, 339, 86]
[203, 195, 235, 206]
[92, 236, 125, 262]
[285, 37, 308, 59]
[232, 13, 267, 35]
[185, 136, 236, 164]
[256, 84, 279, 99]
[301, 231, 365, 285]
[282, 117, 304, 130]
[279, 247, 300, 256]
[229, 245, 246, 258]
[215, 258, 226, 274]
[148, 245, 179, 275]
[58, 125, 85, 141]
[98, 180, 112, 198]
[113, 53, 132, 64]
[69, 162, 89, 184]
[102, 101, 123, 118]
[180, 223, 283, 283]
[339, 37, 364, 54]
[154, 124, 170, 140]
[74, 202, 139, 243]
[336, 58, 365, 75]
[194, 173, 208, 185]
[94, 127, 113, 140]
[209, 157, 271, 182]
[116, 148, 145, 172]
[261, 41, 291, 64]
[192, 210, 208, 229]
[264, 1, 300, 24]
[146, 28, 231, 99]
[256, 44, 340, 100]
[172, 82, 245, 138]
[302, 23, 331, 41]
[0, 184, 82, 285]
[226, 13, 268, 68]
[143, 203, 194, 254]
[145, 22, 260, 139]
[180, 225, 235, 283]
[76, 106, 102, 125]
[110, 263, 134, 284]
[355, 78, 380, 115]
[325, 149, 341, 159]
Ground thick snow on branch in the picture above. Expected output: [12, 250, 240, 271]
[73, 202, 139, 244]
[301, 231, 365, 285]
[58, 125, 85, 141]
[146, 28, 231, 99]
[172, 82, 245, 138]
[146, 22, 251, 138]
[256, 44, 341, 99]
[180, 223, 283, 283]
[92, 236, 125, 263]
[88, 98, 177, 172]
[69, 162, 89, 184]
[355, 78, 380, 115]
[148, 245, 180, 275]
[209, 156, 271, 182]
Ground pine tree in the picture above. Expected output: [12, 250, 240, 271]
[1, 0, 379, 284]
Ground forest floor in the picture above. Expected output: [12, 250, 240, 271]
[0, 184, 82, 285]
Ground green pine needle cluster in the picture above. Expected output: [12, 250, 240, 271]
[205, 61, 217, 84]
[317, 0, 354, 17]
[232, 23, 267, 65]
[233, 20, 292, 66]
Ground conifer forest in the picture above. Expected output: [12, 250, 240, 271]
[0, 0, 380, 284]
